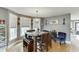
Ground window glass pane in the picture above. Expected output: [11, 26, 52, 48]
[75, 22, 79, 35]
[33, 18, 40, 30]
[9, 13, 17, 41]
[9, 28, 17, 40]
[20, 17, 31, 27]
[76, 23, 79, 31]
[21, 27, 30, 36]
[20, 17, 31, 36]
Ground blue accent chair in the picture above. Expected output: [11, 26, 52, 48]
[57, 32, 66, 45]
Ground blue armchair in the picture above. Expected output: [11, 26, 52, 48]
[57, 32, 66, 45]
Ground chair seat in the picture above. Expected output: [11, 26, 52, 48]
[57, 37, 65, 41]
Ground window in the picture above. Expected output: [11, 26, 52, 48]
[75, 22, 79, 35]
[9, 28, 17, 40]
[33, 18, 40, 30]
[9, 13, 17, 41]
[20, 17, 31, 36]
[20, 27, 30, 36]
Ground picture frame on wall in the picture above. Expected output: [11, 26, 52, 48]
[48, 19, 58, 25]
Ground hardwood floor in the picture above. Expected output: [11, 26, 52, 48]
[48, 41, 71, 52]
[6, 39, 79, 52]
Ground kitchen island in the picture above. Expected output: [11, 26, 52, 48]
[23, 30, 52, 52]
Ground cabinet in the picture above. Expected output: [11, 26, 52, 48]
[0, 20, 6, 47]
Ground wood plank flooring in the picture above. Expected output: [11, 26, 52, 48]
[6, 39, 79, 52]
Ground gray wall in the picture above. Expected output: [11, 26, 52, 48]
[0, 8, 9, 20]
[42, 14, 71, 41]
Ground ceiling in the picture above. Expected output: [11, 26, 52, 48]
[6, 7, 79, 17]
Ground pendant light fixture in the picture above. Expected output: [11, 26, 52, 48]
[35, 9, 40, 32]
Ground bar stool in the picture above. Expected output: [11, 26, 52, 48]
[36, 35, 42, 52]
[38, 33, 48, 52]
